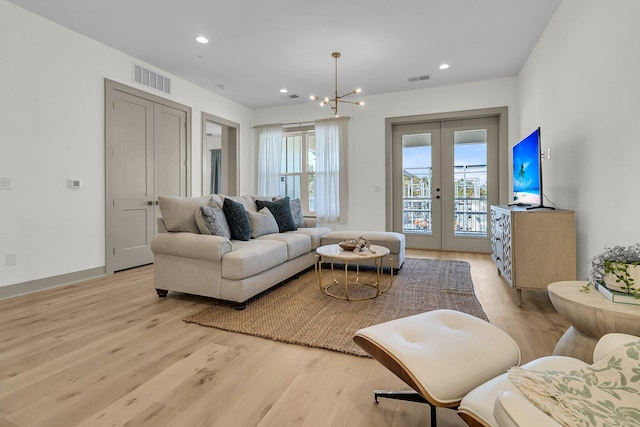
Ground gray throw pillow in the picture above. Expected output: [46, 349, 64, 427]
[195, 205, 231, 239]
[289, 198, 305, 228]
[223, 197, 252, 241]
[247, 208, 279, 238]
[255, 196, 297, 232]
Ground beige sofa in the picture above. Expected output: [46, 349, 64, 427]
[150, 194, 330, 309]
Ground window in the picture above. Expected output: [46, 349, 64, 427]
[280, 129, 316, 215]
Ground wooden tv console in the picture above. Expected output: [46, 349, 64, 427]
[490, 205, 576, 306]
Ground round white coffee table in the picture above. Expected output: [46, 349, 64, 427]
[315, 244, 393, 301]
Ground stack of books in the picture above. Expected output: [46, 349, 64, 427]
[594, 282, 640, 306]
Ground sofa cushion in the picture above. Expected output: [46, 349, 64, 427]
[223, 197, 252, 241]
[255, 196, 297, 232]
[290, 226, 332, 250]
[195, 205, 231, 239]
[289, 198, 305, 228]
[159, 195, 211, 233]
[247, 208, 279, 238]
[257, 232, 311, 260]
[221, 240, 287, 280]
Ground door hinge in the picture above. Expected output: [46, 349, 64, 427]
[113, 248, 116, 255]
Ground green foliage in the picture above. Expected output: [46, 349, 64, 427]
[591, 244, 640, 283]
[579, 282, 592, 293]
[604, 260, 640, 296]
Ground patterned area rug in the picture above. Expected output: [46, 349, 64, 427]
[183, 258, 488, 357]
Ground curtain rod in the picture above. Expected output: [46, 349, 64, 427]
[253, 117, 348, 129]
[252, 121, 313, 129]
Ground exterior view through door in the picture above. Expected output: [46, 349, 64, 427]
[391, 116, 498, 253]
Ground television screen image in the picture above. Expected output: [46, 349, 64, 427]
[512, 128, 541, 206]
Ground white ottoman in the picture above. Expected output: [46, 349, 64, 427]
[320, 230, 405, 272]
[354, 309, 521, 427]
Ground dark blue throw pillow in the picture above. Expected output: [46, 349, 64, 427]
[223, 197, 252, 241]
[255, 196, 297, 233]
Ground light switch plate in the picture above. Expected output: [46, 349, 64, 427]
[0, 177, 11, 190]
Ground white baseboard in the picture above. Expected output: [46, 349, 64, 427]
[0, 267, 106, 300]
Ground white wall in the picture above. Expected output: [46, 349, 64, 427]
[517, 0, 640, 279]
[0, 0, 253, 287]
[254, 78, 519, 231]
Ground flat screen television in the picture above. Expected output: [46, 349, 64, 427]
[512, 127, 543, 207]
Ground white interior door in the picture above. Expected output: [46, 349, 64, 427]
[107, 89, 155, 271]
[105, 80, 190, 273]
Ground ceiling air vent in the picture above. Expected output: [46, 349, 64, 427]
[133, 63, 171, 94]
[288, 94, 299, 99]
[408, 75, 430, 82]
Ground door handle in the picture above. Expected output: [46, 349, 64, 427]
[147, 201, 159, 206]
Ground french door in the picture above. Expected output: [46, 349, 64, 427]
[391, 117, 499, 252]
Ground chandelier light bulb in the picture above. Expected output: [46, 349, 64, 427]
[355, 88, 362, 93]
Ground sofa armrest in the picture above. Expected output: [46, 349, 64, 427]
[151, 232, 232, 262]
[303, 217, 320, 228]
[494, 391, 561, 427]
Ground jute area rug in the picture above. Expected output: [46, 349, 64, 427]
[184, 258, 488, 357]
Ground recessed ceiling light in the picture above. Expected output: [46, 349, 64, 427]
[280, 88, 288, 93]
[439, 63, 450, 70]
[196, 36, 209, 44]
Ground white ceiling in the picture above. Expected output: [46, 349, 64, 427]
[8, 0, 560, 110]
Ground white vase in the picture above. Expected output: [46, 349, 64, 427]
[604, 263, 640, 294]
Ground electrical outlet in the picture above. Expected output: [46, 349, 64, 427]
[6, 253, 17, 266]
[0, 177, 11, 190]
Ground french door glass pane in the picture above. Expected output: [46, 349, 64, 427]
[453, 130, 487, 236]
[402, 133, 432, 234]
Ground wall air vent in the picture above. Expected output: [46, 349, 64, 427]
[408, 75, 430, 82]
[133, 63, 171, 94]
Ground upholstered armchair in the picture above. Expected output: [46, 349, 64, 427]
[353, 309, 639, 427]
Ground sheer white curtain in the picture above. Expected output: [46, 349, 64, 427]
[315, 117, 349, 223]
[256, 124, 283, 197]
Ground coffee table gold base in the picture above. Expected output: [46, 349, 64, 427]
[314, 254, 394, 301]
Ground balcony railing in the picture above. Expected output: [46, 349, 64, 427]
[403, 197, 487, 236]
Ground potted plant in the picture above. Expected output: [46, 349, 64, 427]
[591, 244, 640, 296]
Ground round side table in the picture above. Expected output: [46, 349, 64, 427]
[315, 244, 392, 301]
[548, 281, 640, 363]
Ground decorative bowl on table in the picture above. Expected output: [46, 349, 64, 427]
[338, 241, 357, 251]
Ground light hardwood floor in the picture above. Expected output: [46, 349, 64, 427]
[0, 250, 569, 427]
